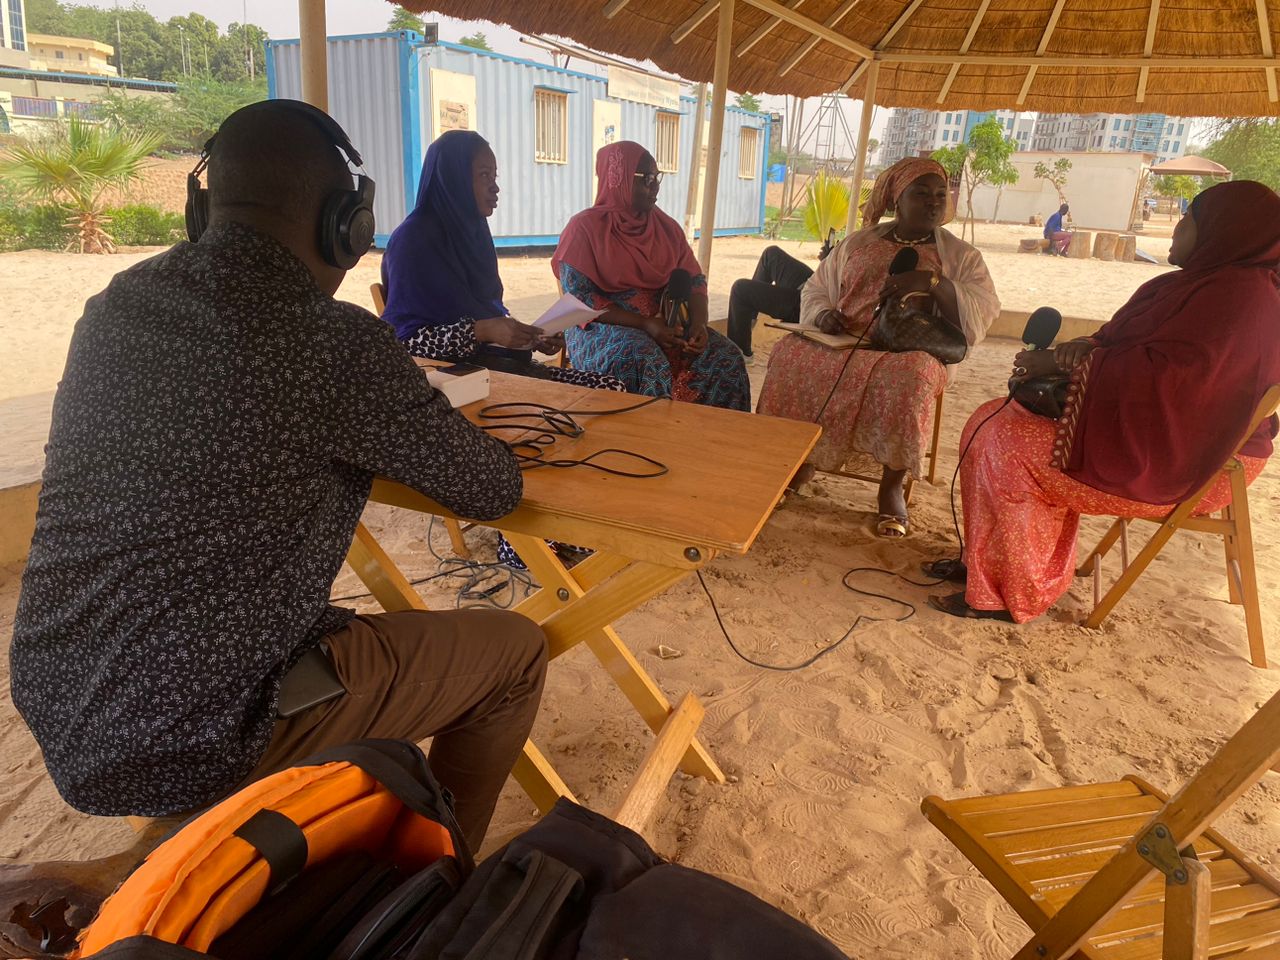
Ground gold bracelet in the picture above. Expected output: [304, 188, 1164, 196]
[929, 272, 941, 290]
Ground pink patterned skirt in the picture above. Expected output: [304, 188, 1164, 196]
[757, 336, 946, 476]
[959, 399, 1267, 622]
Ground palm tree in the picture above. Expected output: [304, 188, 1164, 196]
[802, 170, 851, 244]
[1, 118, 161, 253]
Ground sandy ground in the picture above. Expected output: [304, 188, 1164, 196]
[3, 221, 1279, 959]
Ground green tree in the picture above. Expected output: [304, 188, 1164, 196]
[969, 117, 1018, 227]
[387, 6, 426, 33]
[1, 118, 162, 253]
[867, 137, 880, 159]
[102, 76, 267, 153]
[1151, 174, 1199, 203]
[801, 171, 850, 243]
[734, 92, 761, 113]
[1202, 120, 1280, 190]
[1032, 157, 1072, 205]
[934, 118, 1016, 241]
[458, 32, 492, 51]
[26, 2, 269, 82]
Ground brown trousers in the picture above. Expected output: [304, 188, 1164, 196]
[249, 609, 547, 850]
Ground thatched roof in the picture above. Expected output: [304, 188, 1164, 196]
[1149, 155, 1232, 176]
[400, 1, 1280, 116]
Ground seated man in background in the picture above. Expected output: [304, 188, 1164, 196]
[725, 239, 833, 362]
[10, 100, 545, 851]
[1044, 203, 1071, 255]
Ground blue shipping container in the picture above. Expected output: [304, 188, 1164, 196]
[266, 31, 768, 248]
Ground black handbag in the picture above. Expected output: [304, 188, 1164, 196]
[869, 291, 968, 365]
[1010, 375, 1070, 418]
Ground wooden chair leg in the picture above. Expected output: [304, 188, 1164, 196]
[1084, 514, 1188, 629]
[1221, 504, 1243, 605]
[1227, 467, 1267, 668]
[927, 391, 944, 486]
[443, 517, 471, 560]
[612, 693, 704, 832]
[1162, 856, 1211, 960]
[1077, 518, 1125, 577]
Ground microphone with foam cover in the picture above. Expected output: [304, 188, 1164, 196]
[666, 268, 693, 329]
[888, 246, 919, 276]
[1022, 306, 1062, 351]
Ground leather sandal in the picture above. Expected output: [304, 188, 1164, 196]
[875, 513, 909, 538]
[928, 591, 1014, 621]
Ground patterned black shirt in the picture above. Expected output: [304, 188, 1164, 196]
[11, 222, 523, 816]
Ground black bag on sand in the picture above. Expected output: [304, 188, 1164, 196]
[81, 751, 844, 960]
[409, 799, 847, 960]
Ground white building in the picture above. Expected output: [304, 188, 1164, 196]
[880, 108, 1034, 165]
[1032, 113, 1188, 164]
[0, 0, 28, 65]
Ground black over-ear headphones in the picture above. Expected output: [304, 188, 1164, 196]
[185, 99, 377, 270]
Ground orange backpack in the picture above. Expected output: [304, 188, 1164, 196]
[76, 740, 470, 959]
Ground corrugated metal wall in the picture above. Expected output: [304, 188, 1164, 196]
[267, 34, 411, 246]
[266, 33, 767, 248]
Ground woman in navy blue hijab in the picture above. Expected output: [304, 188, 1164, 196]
[381, 130, 621, 389]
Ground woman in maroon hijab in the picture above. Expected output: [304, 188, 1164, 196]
[930, 180, 1280, 621]
[552, 141, 750, 411]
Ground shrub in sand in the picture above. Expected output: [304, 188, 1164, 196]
[0, 118, 162, 253]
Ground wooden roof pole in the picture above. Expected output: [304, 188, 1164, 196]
[1136, 0, 1161, 103]
[698, 0, 735, 273]
[672, 0, 718, 42]
[1017, 0, 1067, 105]
[602, 0, 634, 17]
[777, 0, 864, 77]
[1256, 0, 1278, 101]
[740, 0, 874, 59]
[684, 82, 708, 238]
[840, 0, 926, 93]
[737, 0, 808, 55]
[845, 58, 878, 236]
[937, 0, 992, 103]
[298, 0, 328, 111]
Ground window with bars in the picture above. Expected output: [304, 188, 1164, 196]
[738, 127, 759, 179]
[534, 89, 568, 164]
[655, 111, 680, 173]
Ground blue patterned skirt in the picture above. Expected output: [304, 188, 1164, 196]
[564, 323, 750, 412]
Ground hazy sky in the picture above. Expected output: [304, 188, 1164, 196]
[111, 0, 888, 144]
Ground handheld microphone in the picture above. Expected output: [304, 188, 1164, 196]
[875, 246, 920, 320]
[889, 245, 920, 277]
[665, 268, 693, 332]
[1021, 306, 1062, 351]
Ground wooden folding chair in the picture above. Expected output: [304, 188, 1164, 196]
[1077, 385, 1280, 670]
[819, 389, 945, 505]
[923, 686, 1280, 960]
[369, 281, 473, 560]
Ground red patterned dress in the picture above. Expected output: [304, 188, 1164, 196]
[757, 237, 947, 476]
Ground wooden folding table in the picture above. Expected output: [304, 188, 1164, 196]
[344, 371, 819, 828]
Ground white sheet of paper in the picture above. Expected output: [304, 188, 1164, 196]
[532, 293, 604, 334]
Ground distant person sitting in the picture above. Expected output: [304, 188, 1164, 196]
[10, 100, 546, 850]
[1044, 203, 1071, 255]
[726, 239, 834, 361]
[380, 129, 622, 391]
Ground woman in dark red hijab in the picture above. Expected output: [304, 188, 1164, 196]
[552, 141, 750, 411]
[929, 180, 1280, 622]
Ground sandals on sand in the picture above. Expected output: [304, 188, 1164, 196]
[928, 591, 1014, 622]
[921, 558, 967, 584]
[875, 513, 909, 539]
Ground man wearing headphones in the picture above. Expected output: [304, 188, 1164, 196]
[11, 101, 546, 849]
